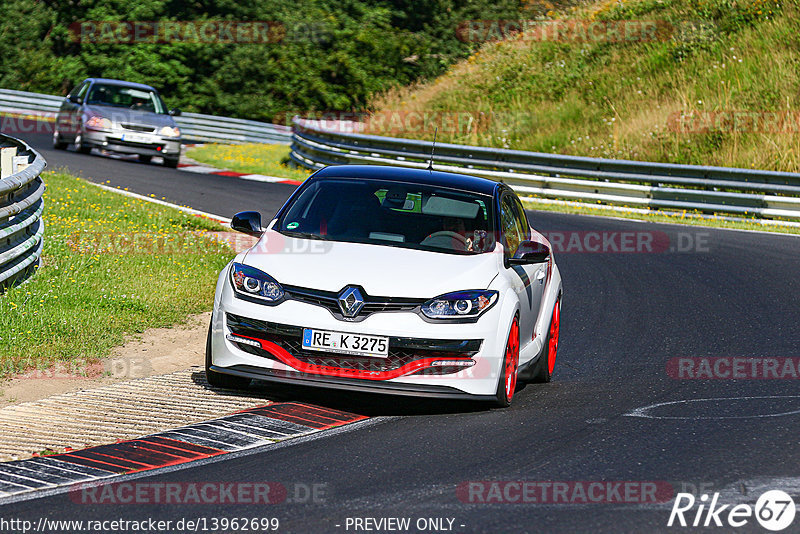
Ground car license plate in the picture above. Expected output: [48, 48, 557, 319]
[302, 329, 389, 358]
[121, 133, 151, 144]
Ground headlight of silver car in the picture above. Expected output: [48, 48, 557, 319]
[85, 116, 112, 130]
[159, 126, 181, 137]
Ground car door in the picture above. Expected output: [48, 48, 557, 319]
[512, 195, 547, 329]
[58, 81, 89, 141]
[499, 192, 545, 349]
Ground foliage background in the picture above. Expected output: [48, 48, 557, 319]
[0, 0, 526, 121]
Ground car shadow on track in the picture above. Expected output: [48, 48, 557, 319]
[191, 371, 493, 417]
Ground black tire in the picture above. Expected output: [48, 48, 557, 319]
[163, 157, 179, 168]
[494, 316, 519, 407]
[205, 321, 251, 390]
[53, 131, 67, 150]
[531, 298, 561, 383]
[138, 154, 152, 164]
[74, 133, 91, 154]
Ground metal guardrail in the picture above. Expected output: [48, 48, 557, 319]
[0, 89, 292, 145]
[0, 133, 46, 289]
[0, 88, 63, 119]
[291, 118, 800, 221]
[4, 87, 800, 221]
[176, 112, 291, 145]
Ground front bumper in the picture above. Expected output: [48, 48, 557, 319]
[225, 313, 482, 379]
[208, 364, 497, 401]
[210, 281, 509, 398]
[83, 128, 181, 158]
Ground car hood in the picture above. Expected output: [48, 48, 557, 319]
[83, 105, 176, 128]
[242, 231, 502, 298]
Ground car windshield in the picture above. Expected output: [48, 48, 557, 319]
[276, 178, 496, 255]
[86, 83, 167, 114]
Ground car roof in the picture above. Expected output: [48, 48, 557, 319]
[311, 165, 500, 196]
[84, 78, 158, 92]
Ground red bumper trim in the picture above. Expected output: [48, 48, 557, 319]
[234, 334, 472, 381]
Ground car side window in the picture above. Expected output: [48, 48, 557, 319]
[77, 82, 90, 101]
[68, 82, 88, 102]
[67, 83, 82, 100]
[500, 195, 523, 259]
[511, 196, 530, 240]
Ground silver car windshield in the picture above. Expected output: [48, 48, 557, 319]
[86, 84, 167, 114]
[277, 178, 496, 255]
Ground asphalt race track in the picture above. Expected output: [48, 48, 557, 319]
[2, 122, 800, 532]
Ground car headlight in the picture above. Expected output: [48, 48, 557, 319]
[85, 116, 111, 130]
[230, 263, 284, 303]
[421, 290, 498, 320]
[159, 126, 181, 137]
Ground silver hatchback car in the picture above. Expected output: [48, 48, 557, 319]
[53, 78, 182, 168]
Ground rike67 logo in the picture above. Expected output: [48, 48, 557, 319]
[668, 490, 796, 531]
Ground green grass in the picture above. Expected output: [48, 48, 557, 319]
[187, 143, 312, 182]
[374, 0, 800, 172]
[0, 171, 234, 380]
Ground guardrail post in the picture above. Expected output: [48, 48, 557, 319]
[0, 146, 16, 178]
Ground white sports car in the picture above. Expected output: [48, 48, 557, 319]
[207, 165, 562, 406]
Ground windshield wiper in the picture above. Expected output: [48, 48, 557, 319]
[281, 230, 328, 241]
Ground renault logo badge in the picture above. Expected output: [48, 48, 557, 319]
[338, 287, 365, 318]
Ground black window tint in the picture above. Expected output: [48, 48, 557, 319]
[85, 84, 166, 114]
[500, 195, 523, 258]
[276, 178, 496, 255]
[512, 196, 530, 241]
[77, 83, 90, 101]
[68, 82, 88, 100]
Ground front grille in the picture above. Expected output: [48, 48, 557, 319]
[226, 314, 480, 376]
[109, 137, 162, 149]
[283, 284, 423, 321]
[121, 123, 156, 133]
[276, 337, 430, 373]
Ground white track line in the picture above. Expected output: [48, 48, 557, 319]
[177, 164, 225, 174]
[90, 182, 231, 225]
[238, 173, 295, 183]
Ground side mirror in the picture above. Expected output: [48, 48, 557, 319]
[509, 240, 550, 265]
[169, 108, 182, 117]
[69, 95, 83, 105]
[231, 211, 263, 236]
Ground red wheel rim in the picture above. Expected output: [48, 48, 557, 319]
[548, 301, 560, 375]
[505, 320, 519, 401]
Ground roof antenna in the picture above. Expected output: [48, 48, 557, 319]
[427, 127, 438, 172]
